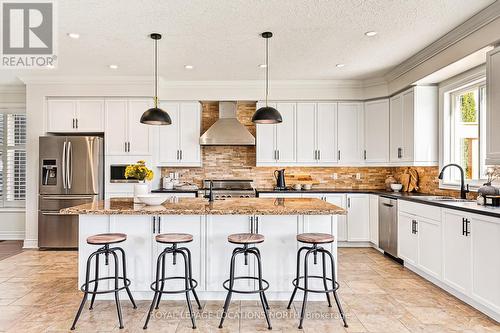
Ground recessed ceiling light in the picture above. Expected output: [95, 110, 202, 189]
[184, 65, 194, 70]
[258, 64, 267, 68]
[109, 64, 118, 69]
[336, 63, 345, 68]
[67, 33, 80, 39]
[365, 31, 377, 37]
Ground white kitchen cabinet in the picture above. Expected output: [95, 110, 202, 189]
[157, 102, 201, 167]
[46, 99, 104, 133]
[296, 103, 337, 165]
[255, 215, 298, 292]
[389, 86, 438, 165]
[398, 212, 418, 265]
[155, 215, 204, 289]
[324, 194, 347, 242]
[205, 215, 252, 291]
[369, 194, 379, 246]
[417, 216, 442, 279]
[442, 210, 471, 294]
[337, 102, 364, 164]
[346, 194, 370, 241]
[364, 99, 389, 163]
[105, 99, 153, 156]
[486, 46, 500, 164]
[256, 102, 296, 165]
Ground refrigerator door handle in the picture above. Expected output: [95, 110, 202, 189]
[62, 141, 67, 189]
[67, 141, 73, 189]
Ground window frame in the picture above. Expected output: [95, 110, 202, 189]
[440, 71, 487, 191]
[0, 108, 26, 208]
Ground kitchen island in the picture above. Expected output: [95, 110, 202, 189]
[62, 197, 345, 300]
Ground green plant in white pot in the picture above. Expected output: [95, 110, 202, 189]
[125, 160, 154, 203]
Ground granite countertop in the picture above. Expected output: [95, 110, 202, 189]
[151, 188, 199, 195]
[61, 197, 346, 216]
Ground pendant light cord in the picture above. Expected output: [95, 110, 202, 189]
[265, 36, 269, 107]
[154, 37, 158, 108]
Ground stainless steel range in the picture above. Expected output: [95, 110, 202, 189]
[201, 179, 255, 200]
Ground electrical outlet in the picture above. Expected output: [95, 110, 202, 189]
[332, 173, 338, 180]
[356, 173, 361, 180]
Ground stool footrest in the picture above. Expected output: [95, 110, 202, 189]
[80, 276, 131, 295]
[150, 276, 198, 294]
[222, 276, 269, 294]
[291, 275, 340, 293]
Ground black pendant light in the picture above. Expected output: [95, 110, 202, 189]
[252, 32, 282, 124]
[140, 33, 172, 125]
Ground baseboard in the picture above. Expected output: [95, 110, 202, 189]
[0, 232, 24, 240]
[338, 241, 373, 248]
[23, 238, 38, 249]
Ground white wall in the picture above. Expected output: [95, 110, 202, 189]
[0, 85, 26, 240]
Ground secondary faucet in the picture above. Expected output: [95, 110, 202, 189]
[204, 180, 214, 202]
[438, 164, 469, 199]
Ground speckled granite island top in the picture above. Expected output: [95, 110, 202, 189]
[61, 197, 346, 216]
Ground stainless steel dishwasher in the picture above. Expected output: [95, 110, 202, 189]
[378, 196, 398, 258]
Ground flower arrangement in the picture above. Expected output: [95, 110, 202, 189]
[485, 166, 500, 185]
[125, 160, 154, 182]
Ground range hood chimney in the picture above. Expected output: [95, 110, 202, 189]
[200, 102, 256, 146]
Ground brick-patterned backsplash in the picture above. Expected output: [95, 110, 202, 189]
[160, 101, 463, 196]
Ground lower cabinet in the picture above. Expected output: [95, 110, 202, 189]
[346, 194, 370, 241]
[398, 212, 418, 265]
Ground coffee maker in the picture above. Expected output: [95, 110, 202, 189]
[274, 169, 286, 190]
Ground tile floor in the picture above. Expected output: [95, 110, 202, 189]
[0, 246, 497, 332]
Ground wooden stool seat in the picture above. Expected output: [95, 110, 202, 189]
[228, 233, 265, 244]
[87, 233, 127, 245]
[297, 233, 334, 244]
[156, 233, 193, 244]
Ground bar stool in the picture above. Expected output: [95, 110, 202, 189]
[287, 233, 347, 329]
[143, 233, 202, 329]
[219, 233, 272, 330]
[71, 233, 137, 330]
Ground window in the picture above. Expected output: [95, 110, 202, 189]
[445, 79, 486, 184]
[0, 111, 26, 208]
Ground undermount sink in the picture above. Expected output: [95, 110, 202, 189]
[417, 196, 473, 203]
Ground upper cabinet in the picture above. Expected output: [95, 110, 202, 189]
[157, 101, 201, 167]
[256, 102, 296, 166]
[486, 46, 500, 165]
[46, 99, 104, 133]
[389, 86, 438, 165]
[105, 99, 154, 156]
[364, 99, 389, 164]
[337, 102, 364, 164]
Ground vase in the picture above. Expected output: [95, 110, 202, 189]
[134, 182, 149, 203]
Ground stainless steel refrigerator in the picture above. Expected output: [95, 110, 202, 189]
[38, 136, 103, 248]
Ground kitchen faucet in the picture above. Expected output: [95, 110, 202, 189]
[438, 164, 469, 199]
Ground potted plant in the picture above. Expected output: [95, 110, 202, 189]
[125, 160, 154, 203]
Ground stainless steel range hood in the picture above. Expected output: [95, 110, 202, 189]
[200, 102, 256, 146]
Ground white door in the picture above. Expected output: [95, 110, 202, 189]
[155, 215, 204, 290]
[275, 103, 296, 163]
[346, 194, 370, 241]
[296, 103, 316, 163]
[389, 95, 403, 162]
[470, 214, 500, 311]
[401, 89, 415, 161]
[206, 215, 252, 291]
[256, 103, 276, 164]
[337, 102, 363, 163]
[46, 99, 76, 132]
[442, 210, 471, 294]
[256, 215, 298, 292]
[76, 99, 104, 132]
[179, 103, 201, 165]
[105, 100, 128, 155]
[397, 212, 418, 265]
[417, 217, 442, 279]
[323, 194, 347, 242]
[111, 215, 153, 292]
[128, 99, 153, 155]
[158, 102, 180, 164]
[316, 103, 338, 164]
[364, 99, 389, 163]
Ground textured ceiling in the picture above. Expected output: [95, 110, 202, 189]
[2, 0, 495, 84]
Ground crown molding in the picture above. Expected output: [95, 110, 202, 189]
[385, 1, 500, 82]
[0, 84, 26, 94]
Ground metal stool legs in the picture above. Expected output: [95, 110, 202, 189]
[71, 245, 136, 330]
[287, 245, 347, 329]
[219, 245, 272, 330]
[143, 244, 202, 330]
